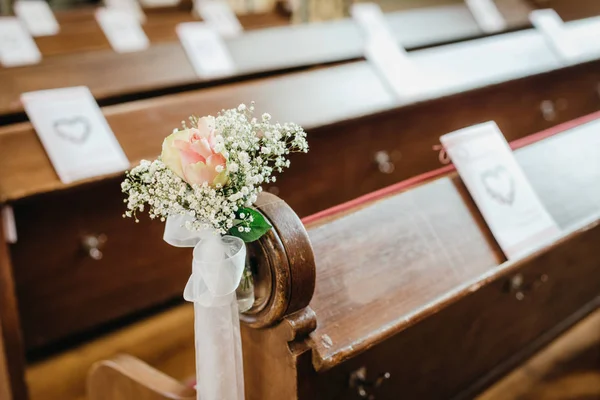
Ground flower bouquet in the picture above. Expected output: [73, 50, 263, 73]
[121, 103, 308, 400]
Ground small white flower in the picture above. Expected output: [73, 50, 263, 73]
[238, 226, 244, 232]
[228, 162, 239, 173]
[240, 213, 245, 218]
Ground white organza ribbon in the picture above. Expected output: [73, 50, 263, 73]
[164, 214, 246, 400]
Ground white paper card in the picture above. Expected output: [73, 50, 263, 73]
[351, 3, 424, 99]
[364, 35, 424, 99]
[196, 0, 243, 38]
[350, 2, 395, 41]
[529, 9, 576, 61]
[1, 206, 17, 244]
[104, 0, 146, 23]
[14, 0, 59, 37]
[440, 122, 560, 259]
[0, 17, 41, 67]
[177, 22, 235, 78]
[96, 8, 149, 53]
[21, 87, 130, 184]
[465, 0, 506, 33]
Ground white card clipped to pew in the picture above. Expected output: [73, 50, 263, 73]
[350, 3, 425, 100]
[104, 0, 146, 23]
[195, 0, 243, 38]
[14, 0, 59, 37]
[440, 122, 560, 260]
[96, 8, 149, 53]
[464, 0, 506, 33]
[529, 9, 576, 62]
[21, 87, 130, 184]
[0, 17, 41, 67]
[177, 22, 236, 78]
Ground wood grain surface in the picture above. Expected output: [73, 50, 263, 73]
[305, 120, 600, 370]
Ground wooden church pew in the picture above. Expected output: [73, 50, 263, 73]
[36, 10, 198, 57]
[35, 8, 289, 57]
[0, 1, 535, 122]
[85, 114, 600, 399]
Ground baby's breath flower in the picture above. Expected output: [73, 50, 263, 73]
[122, 104, 308, 234]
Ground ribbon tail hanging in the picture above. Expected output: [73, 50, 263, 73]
[165, 215, 246, 400]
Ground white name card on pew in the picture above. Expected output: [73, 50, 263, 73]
[21, 87, 130, 184]
[440, 122, 560, 259]
[465, 0, 506, 33]
[14, 0, 59, 37]
[350, 3, 424, 99]
[177, 22, 235, 78]
[96, 8, 149, 53]
[195, 0, 243, 38]
[0, 17, 41, 67]
[351, 2, 394, 41]
[104, 0, 146, 23]
[529, 9, 577, 61]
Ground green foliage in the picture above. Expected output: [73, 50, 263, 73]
[228, 207, 272, 242]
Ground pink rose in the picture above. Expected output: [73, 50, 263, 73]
[161, 117, 228, 187]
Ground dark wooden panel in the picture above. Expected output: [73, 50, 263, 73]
[0, 214, 28, 399]
[10, 180, 192, 350]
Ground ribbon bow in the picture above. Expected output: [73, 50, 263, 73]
[163, 214, 246, 307]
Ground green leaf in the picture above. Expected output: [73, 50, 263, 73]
[228, 207, 272, 242]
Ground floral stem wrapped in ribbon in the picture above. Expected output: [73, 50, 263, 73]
[121, 103, 308, 400]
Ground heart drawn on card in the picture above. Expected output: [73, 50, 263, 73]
[53, 117, 92, 144]
[480, 165, 515, 206]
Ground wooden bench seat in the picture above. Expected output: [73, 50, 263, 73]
[83, 113, 599, 399]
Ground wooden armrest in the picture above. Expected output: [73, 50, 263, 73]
[87, 354, 195, 400]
